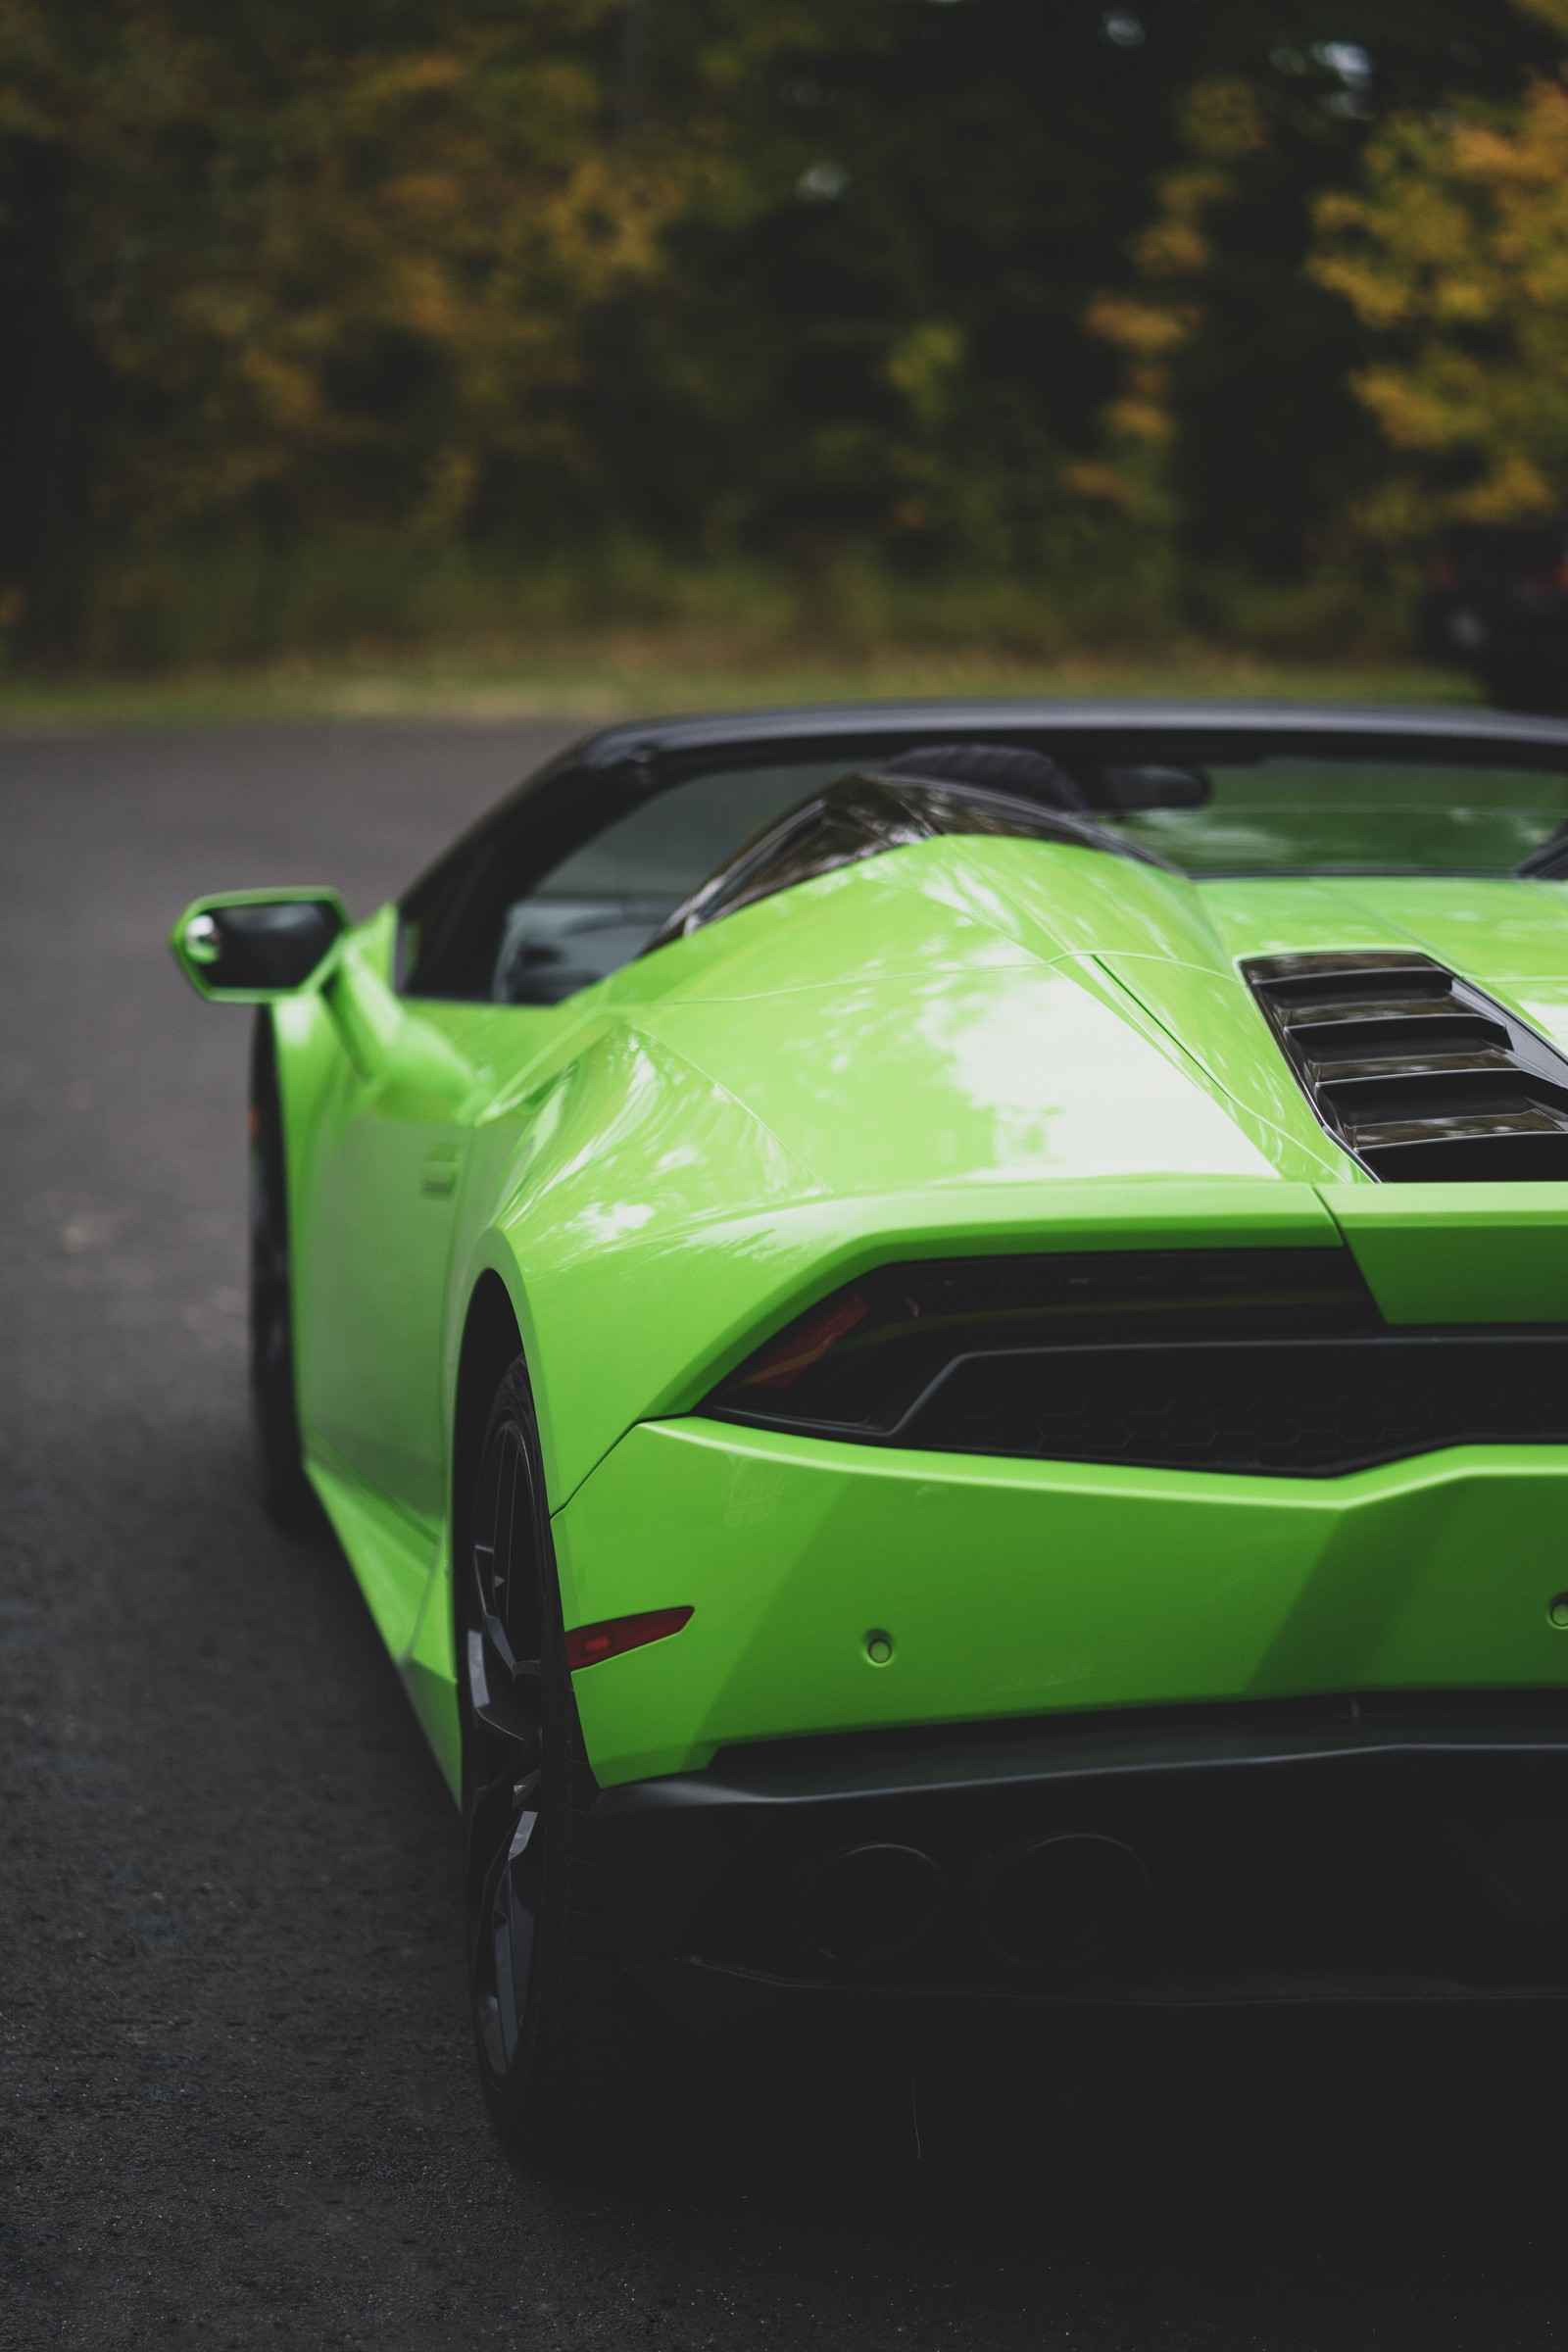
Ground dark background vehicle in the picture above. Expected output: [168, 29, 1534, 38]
[1423, 523, 1568, 713]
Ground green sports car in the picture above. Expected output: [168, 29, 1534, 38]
[173, 699, 1568, 2148]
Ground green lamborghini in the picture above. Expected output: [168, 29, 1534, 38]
[173, 699, 1568, 2148]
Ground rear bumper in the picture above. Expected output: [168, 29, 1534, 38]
[553, 1420, 1568, 1786]
[586, 1695, 1568, 2021]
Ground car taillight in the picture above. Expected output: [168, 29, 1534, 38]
[703, 1249, 1380, 1437]
[564, 1606, 693, 1672]
[738, 1289, 870, 1390]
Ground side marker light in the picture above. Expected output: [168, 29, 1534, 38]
[565, 1606, 694, 1673]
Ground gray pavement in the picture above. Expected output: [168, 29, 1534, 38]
[2, 723, 1564, 2350]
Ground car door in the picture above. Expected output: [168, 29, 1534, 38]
[296, 916, 566, 1532]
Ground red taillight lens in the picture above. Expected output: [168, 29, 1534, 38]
[740, 1288, 870, 1391]
[565, 1606, 693, 1673]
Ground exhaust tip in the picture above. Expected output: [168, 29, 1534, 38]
[797, 1841, 946, 1965]
[982, 1833, 1148, 1971]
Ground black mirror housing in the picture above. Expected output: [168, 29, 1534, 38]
[171, 891, 348, 1001]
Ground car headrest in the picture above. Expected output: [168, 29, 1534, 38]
[877, 743, 1090, 813]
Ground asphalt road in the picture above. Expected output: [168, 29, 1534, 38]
[3, 722, 1566, 2351]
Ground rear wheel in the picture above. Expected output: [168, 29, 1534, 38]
[461, 1358, 636, 2157]
[248, 1012, 319, 1531]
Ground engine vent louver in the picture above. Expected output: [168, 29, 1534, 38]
[1244, 952, 1568, 1182]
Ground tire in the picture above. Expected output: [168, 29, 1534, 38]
[461, 1358, 637, 2160]
[248, 1011, 320, 1532]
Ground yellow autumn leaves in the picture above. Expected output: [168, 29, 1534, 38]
[1086, 15, 1568, 552]
[1313, 70, 1568, 541]
[1075, 77, 1269, 519]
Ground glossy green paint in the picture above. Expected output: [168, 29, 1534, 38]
[558, 1421, 1568, 1786]
[185, 831, 1568, 1797]
[1325, 1188, 1568, 1323]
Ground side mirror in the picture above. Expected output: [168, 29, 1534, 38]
[170, 890, 348, 1001]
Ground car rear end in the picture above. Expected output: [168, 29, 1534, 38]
[557, 1191, 1568, 2025]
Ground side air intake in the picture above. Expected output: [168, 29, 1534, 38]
[1244, 951, 1568, 1181]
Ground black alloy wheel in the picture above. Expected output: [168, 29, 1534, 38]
[461, 1358, 635, 2155]
[248, 1011, 320, 1531]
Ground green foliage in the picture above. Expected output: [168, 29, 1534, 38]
[0, 0, 1561, 665]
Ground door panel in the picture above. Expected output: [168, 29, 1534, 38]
[297, 936, 564, 1524]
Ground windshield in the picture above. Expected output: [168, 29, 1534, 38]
[1100, 757, 1568, 875]
[492, 761, 848, 1002]
[487, 745, 1568, 1004]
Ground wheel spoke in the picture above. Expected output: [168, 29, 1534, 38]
[465, 1628, 539, 1767]
[477, 1796, 542, 2076]
[471, 1546, 518, 1681]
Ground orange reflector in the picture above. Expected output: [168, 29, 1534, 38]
[565, 1606, 694, 1673]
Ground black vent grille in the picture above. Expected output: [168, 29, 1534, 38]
[1245, 951, 1568, 1180]
[911, 1334, 1568, 1476]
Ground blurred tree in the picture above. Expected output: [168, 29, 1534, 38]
[0, 0, 1559, 661]
[1078, 1, 1559, 599]
[0, 128, 94, 653]
[1309, 0, 1568, 544]
[618, 1, 1171, 578]
[0, 0, 762, 652]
